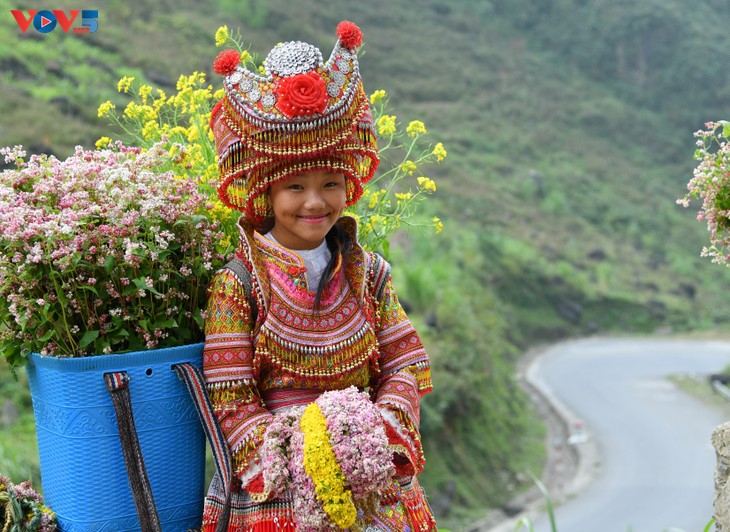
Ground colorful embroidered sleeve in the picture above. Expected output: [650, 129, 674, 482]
[203, 270, 272, 490]
[371, 275, 432, 477]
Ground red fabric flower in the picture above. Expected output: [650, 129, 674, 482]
[213, 49, 241, 76]
[275, 72, 329, 118]
[336, 20, 362, 49]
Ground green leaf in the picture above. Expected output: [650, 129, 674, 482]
[103, 255, 116, 273]
[79, 330, 100, 350]
[133, 278, 162, 296]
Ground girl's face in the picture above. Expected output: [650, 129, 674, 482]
[268, 170, 347, 250]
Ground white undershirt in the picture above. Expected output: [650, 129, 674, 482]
[264, 233, 332, 290]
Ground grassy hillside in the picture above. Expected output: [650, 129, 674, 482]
[2, 0, 730, 528]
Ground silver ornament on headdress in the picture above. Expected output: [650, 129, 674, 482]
[335, 59, 351, 74]
[264, 41, 324, 77]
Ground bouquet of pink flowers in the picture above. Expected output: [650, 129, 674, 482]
[0, 141, 230, 368]
[261, 387, 395, 531]
[678, 120, 730, 265]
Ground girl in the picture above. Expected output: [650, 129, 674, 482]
[203, 21, 436, 531]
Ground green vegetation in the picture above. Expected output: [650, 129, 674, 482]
[3, 0, 730, 529]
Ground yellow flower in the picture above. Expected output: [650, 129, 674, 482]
[258, 65, 266, 76]
[142, 120, 161, 141]
[213, 88, 225, 100]
[432, 142, 448, 162]
[95, 136, 112, 149]
[301, 403, 357, 529]
[97, 100, 115, 118]
[395, 192, 413, 201]
[406, 120, 428, 137]
[117, 76, 135, 93]
[138, 84, 152, 104]
[376, 115, 397, 136]
[240, 50, 253, 64]
[417, 176, 437, 192]
[215, 25, 229, 47]
[432, 216, 443, 233]
[400, 160, 417, 175]
[369, 89, 387, 104]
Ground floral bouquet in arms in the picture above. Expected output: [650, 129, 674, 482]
[0, 141, 230, 369]
[261, 387, 395, 531]
[678, 120, 730, 265]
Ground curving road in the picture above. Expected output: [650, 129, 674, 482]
[524, 337, 730, 532]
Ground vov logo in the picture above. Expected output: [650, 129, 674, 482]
[10, 10, 99, 34]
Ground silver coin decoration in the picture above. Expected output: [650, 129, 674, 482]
[261, 93, 276, 109]
[229, 71, 243, 85]
[331, 71, 346, 87]
[240, 78, 254, 92]
[336, 59, 351, 74]
[327, 82, 340, 97]
[265, 41, 323, 77]
[248, 88, 261, 103]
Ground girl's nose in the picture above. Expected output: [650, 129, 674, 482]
[303, 191, 326, 209]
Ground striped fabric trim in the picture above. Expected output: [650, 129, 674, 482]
[172, 362, 233, 532]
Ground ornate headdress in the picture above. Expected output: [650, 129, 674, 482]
[210, 21, 379, 228]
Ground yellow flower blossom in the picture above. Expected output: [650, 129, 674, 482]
[240, 50, 253, 64]
[215, 25, 229, 47]
[376, 115, 397, 136]
[417, 176, 437, 192]
[400, 160, 417, 175]
[301, 403, 357, 529]
[406, 120, 428, 137]
[213, 88, 225, 100]
[117, 76, 135, 93]
[369, 89, 387, 104]
[432, 142, 448, 162]
[123, 102, 157, 122]
[395, 192, 413, 201]
[432, 216, 443, 233]
[258, 65, 266, 76]
[97, 100, 115, 118]
[138, 85, 153, 104]
[95, 136, 112, 149]
[142, 120, 161, 141]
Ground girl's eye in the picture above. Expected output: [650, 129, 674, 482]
[288, 184, 304, 190]
[325, 181, 341, 188]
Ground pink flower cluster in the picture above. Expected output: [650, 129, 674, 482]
[0, 141, 229, 366]
[0, 474, 57, 530]
[260, 387, 394, 530]
[679, 121, 730, 265]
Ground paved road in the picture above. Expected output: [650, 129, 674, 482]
[524, 337, 730, 532]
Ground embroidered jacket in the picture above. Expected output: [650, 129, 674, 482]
[202, 217, 435, 531]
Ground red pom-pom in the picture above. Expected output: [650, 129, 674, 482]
[213, 49, 241, 76]
[337, 20, 362, 49]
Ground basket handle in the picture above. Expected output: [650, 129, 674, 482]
[104, 371, 162, 532]
[172, 362, 234, 532]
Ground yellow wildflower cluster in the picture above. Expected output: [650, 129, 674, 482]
[406, 120, 428, 137]
[301, 403, 357, 529]
[417, 176, 437, 192]
[215, 25, 229, 47]
[432, 142, 448, 162]
[369, 89, 387, 104]
[400, 160, 417, 175]
[97, 69, 239, 243]
[376, 115, 397, 137]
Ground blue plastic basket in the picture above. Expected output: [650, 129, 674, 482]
[26, 343, 206, 531]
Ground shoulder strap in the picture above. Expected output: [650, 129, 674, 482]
[223, 257, 258, 326]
